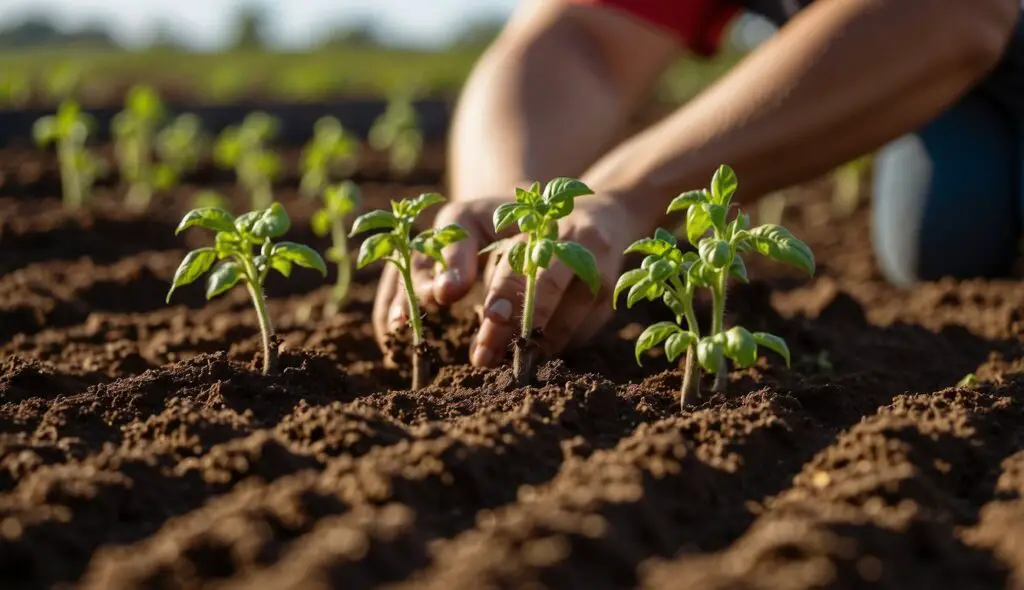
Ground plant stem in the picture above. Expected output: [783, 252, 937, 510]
[711, 271, 728, 393]
[326, 217, 351, 314]
[399, 262, 430, 390]
[513, 259, 538, 387]
[58, 138, 82, 209]
[681, 292, 702, 409]
[239, 256, 276, 374]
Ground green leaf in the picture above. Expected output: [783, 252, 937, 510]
[411, 233, 445, 267]
[479, 237, 514, 255]
[270, 256, 292, 277]
[507, 241, 527, 274]
[667, 190, 707, 214]
[710, 165, 738, 205]
[624, 238, 672, 256]
[166, 248, 217, 303]
[665, 331, 697, 363]
[746, 224, 816, 275]
[729, 256, 749, 283]
[697, 339, 724, 373]
[553, 241, 600, 295]
[350, 210, 398, 236]
[653, 227, 677, 246]
[433, 224, 469, 246]
[647, 259, 675, 282]
[311, 209, 332, 237]
[626, 277, 654, 308]
[514, 186, 533, 204]
[703, 203, 727, 231]
[214, 231, 242, 258]
[612, 268, 646, 310]
[752, 332, 791, 368]
[662, 290, 687, 320]
[272, 242, 327, 275]
[406, 192, 446, 217]
[542, 177, 593, 203]
[518, 212, 540, 233]
[250, 202, 291, 239]
[528, 238, 553, 268]
[723, 326, 757, 368]
[699, 239, 731, 269]
[175, 208, 236, 235]
[206, 261, 243, 298]
[32, 116, 58, 145]
[493, 202, 524, 233]
[685, 205, 712, 246]
[634, 321, 682, 365]
[324, 182, 361, 214]
[356, 233, 394, 268]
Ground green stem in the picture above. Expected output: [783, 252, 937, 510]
[328, 216, 351, 312]
[58, 138, 82, 209]
[711, 271, 729, 393]
[513, 240, 539, 386]
[240, 256, 276, 375]
[398, 259, 430, 390]
[671, 278, 702, 409]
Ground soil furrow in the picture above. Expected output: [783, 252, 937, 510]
[639, 386, 1024, 589]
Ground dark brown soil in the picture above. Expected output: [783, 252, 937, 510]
[3, 144, 1024, 590]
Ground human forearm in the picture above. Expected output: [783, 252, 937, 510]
[448, 0, 676, 200]
[584, 0, 1020, 229]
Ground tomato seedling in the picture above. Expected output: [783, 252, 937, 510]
[482, 178, 601, 386]
[350, 193, 469, 390]
[369, 94, 423, 177]
[618, 165, 814, 408]
[154, 113, 207, 193]
[312, 180, 361, 314]
[112, 85, 165, 210]
[300, 116, 359, 198]
[214, 112, 282, 210]
[33, 100, 105, 209]
[166, 202, 327, 375]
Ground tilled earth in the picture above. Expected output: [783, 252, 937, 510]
[2, 147, 1024, 589]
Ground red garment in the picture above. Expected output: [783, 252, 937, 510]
[566, 0, 741, 56]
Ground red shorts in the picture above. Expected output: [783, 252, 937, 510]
[566, 0, 741, 56]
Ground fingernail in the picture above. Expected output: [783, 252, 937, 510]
[485, 299, 513, 323]
[472, 345, 495, 367]
[435, 268, 460, 291]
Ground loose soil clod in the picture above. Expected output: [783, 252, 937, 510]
[3, 146, 1024, 589]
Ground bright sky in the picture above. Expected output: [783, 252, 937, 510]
[0, 0, 520, 49]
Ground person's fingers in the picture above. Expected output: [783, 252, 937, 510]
[431, 205, 485, 306]
[539, 281, 610, 357]
[470, 245, 575, 368]
[372, 264, 402, 353]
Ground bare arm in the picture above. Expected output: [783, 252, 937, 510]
[584, 0, 1022, 231]
[447, 0, 678, 200]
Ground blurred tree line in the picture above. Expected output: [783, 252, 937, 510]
[0, 4, 505, 52]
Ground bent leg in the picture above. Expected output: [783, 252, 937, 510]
[871, 92, 1021, 286]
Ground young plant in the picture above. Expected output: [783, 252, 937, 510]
[300, 116, 359, 198]
[112, 85, 165, 209]
[154, 113, 208, 193]
[369, 94, 423, 177]
[618, 165, 815, 408]
[33, 100, 105, 209]
[214, 112, 282, 210]
[350, 193, 469, 390]
[312, 181, 361, 314]
[483, 178, 601, 386]
[166, 202, 327, 375]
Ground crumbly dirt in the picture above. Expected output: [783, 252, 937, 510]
[2, 143, 1024, 589]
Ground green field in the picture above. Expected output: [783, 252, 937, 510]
[0, 46, 743, 107]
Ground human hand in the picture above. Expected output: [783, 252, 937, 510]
[372, 192, 644, 367]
